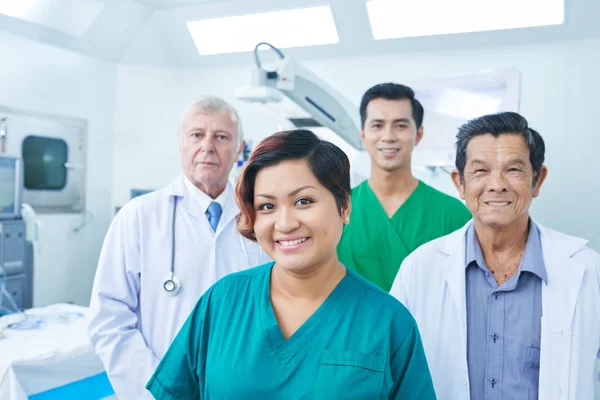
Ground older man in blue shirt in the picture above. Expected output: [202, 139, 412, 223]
[390, 112, 600, 399]
[466, 221, 545, 399]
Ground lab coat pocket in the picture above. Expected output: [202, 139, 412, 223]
[313, 350, 386, 400]
[524, 346, 541, 370]
[523, 346, 541, 400]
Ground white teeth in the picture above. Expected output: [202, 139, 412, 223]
[279, 238, 307, 247]
[487, 202, 510, 206]
[380, 149, 398, 153]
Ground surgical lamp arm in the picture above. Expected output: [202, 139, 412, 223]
[248, 43, 363, 150]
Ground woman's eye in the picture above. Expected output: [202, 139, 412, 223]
[296, 198, 313, 206]
[257, 203, 274, 211]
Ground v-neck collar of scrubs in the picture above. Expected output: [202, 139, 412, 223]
[258, 262, 352, 367]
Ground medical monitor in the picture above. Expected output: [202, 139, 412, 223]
[130, 189, 153, 199]
[0, 156, 22, 220]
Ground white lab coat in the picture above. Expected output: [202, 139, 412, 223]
[88, 175, 270, 400]
[390, 220, 600, 400]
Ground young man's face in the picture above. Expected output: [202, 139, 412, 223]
[361, 98, 423, 173]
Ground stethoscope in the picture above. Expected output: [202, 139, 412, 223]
[163, 195, 253, 296]
[163, 197, 182, 296]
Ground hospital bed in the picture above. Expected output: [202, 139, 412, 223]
[0, 303, 115, 400]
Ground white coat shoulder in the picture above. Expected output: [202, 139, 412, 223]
[397, 228, 463, 276]
[538, 224, 600, 280]
[390, 227, 465, 308]
[116, 187, 169, 220]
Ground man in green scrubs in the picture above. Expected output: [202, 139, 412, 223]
[338, 83, 471, 291]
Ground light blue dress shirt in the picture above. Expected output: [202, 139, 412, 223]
[465, 221, 547, 400]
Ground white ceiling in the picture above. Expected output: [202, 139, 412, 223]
[0, 0, 599, 68]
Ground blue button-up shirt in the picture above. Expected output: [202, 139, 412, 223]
[465, 221, 547, 400]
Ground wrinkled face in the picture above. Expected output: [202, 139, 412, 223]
[180, 111, 243, 190]
[361, 98, 423, 172]
[452, 134, 547, 230]
[253, 159, 350, 274]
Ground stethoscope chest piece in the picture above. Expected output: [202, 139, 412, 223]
[163, 274, 181, 296]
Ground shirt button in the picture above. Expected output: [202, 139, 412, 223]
[490, 378, 497, 388]
[492, 333, 499, 342]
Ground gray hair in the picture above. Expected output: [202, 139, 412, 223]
[455, 112, 545, 186]
[179, 96, 244, 146]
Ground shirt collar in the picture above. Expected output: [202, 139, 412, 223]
[183, 175, 228, 214]
[465, 220, 547, 284]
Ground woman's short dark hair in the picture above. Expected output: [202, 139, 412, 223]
[236, 129, 351, 241]
[455, 112, 545, 185]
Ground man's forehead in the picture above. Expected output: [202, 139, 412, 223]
[466, 134, 531, 161]
[467, 133, 528, 149]
[183, 111, 236, 130]
[186, 110, 233, 122]
[366, 98, 413, 119]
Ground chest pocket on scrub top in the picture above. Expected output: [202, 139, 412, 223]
[313, 350, 387, 400]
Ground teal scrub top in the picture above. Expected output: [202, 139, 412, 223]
[147, 262, 436, 399]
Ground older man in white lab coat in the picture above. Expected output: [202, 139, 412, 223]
[88, 97, 270, 400]
[391, 112, 600, 400]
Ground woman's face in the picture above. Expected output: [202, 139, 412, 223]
[253, 159, 349, 274]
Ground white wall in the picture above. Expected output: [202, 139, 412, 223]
[113, 38, 600, 251]
[0, 32, 118, 306]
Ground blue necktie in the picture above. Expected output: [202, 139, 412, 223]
[206, 202, 222, 232]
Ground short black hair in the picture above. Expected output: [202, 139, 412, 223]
[455, 112, 545, 185]
[236, 129, 351, 241]
[359, 83, 424, 128]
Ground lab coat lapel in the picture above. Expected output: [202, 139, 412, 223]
[164, 175, 207, 222]
[180, 193, 208, 222]
[173, 180, 238, 234]
[537, 222, 586, 398]
[539, 224, 585, 331]
[440, 223, 471, 352]
[164, 175, 208, 221]
[164, 175, 185, 198]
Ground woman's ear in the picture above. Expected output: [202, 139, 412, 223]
[341, 195, 351, 224]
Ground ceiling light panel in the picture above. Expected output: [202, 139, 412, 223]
[187, 6, 339, 55]
[366, 0, 564, 40]
[0, 0, 105, 37]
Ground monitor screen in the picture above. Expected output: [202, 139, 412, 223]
[0, 156, 20, 219]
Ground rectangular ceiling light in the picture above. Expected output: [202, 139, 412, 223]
[0, 0, 105, 37]
[187, 6, 339, 55]
[366, 0, 564, 40]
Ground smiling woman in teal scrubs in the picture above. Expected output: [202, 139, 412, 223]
[146, 129, 436, 399]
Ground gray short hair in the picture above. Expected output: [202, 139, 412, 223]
[455, 112, 545, 185]
[179, 96, 244, 145]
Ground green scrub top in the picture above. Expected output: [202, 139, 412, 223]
[337, 180, 471, 292]
[147, 262, 436, 399]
